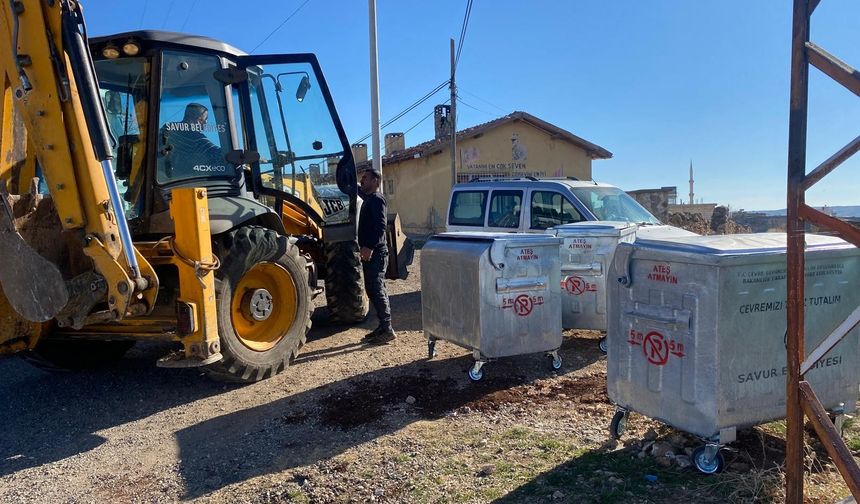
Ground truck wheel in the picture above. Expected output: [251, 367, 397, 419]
[22, 339, 135, 371]
[204, 226, 312, 382]
[324, 240, 367, 323]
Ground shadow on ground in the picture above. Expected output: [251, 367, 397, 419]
[0, 342, 229, 477]
[308, 290, 422, 341]
[1, 318, 603, 501]
[492, 442, 706, 504]
[0, 281, 425, 481]
[175, 335, 602, 499]
[493, 419, 838, 503]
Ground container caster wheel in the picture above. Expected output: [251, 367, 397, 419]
[599, 337, 607, 354]
[548, 351, 562, 370]
[427, 340, 437, 359]
[609, 409, 628, 439]
[692, 445, 725, 474]
[468, 362, 485, 382]
[830, 403, 846, 437]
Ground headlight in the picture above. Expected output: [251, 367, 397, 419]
[122, 40, 140, 56]
[102, 44, 120, 59]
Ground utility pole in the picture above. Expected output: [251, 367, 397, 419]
[368, 0, 382, 189]
[450, 38, 457, 187]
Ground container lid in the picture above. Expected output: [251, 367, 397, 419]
[634, 224, 699, 240]
[432, 231, 561, 245]
[431, 232, 561, 266]
[551, 221, 637, 238]
[634, 232, 851, 256]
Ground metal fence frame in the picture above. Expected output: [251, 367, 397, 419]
[786, 0, 860, 501]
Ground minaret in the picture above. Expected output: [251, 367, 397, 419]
[688, 160, 694, 206]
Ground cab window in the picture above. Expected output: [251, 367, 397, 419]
[95, 56, 149, 218]
[530, 191, 583, 229]
[156, 51, 232, 184]
[449, 190, 487, 226]
[487, 190, 522, 228]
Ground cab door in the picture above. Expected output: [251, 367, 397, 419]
[232, 54, 357, 241]
[484, 189, 524, 233]
[527, 189, 586, 231]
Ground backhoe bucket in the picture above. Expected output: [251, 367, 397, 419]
[0, 185, 68, 321]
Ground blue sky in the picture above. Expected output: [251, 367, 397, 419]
[86, 0, 859, 211]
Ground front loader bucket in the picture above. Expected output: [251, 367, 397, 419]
[0, 185, 68, 322]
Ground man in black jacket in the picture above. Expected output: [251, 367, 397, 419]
[358, 168, 395, 344]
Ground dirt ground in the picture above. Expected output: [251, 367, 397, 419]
[1, 251, 857, 503]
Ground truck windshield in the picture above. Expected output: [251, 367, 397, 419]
[95, 57, 149, 218]
[571, 186, 661, 224]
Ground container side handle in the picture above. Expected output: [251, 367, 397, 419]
[614, 244, 635, 288]
[487, 241, 506, 270]
[561, 263, 603, 275]
[626, 308, 691, 328]
[496, 276, 548, 293]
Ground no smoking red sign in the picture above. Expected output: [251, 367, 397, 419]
[513, 294, 533, 317]
[642, 331, 670, 366]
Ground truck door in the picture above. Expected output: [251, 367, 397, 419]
[528, 190, 586, 230]
[232, 54, 357, 242]
[485, 189, 524, 233]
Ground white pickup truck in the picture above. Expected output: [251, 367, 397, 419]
[445, 178, 694, 239]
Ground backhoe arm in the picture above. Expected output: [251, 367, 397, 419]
[0, 0, 157, 332]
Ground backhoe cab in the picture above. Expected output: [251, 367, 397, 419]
[0, 2, 367, 382]
[89, 32, 359, 240]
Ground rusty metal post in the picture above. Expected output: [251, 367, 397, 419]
[786, 0, 810, 501]
[785, 0, 860, 500]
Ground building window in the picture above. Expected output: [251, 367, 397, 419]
[456, 171, 547, 183]
[384, 179, 395, 194]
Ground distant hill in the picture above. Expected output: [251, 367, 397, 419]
[752, 205, 860, 218]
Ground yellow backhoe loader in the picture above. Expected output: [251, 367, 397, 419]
[0, 0, 378, 382]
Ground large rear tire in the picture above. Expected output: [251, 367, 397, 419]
[22, 339, 135, 371]
[324, 240, 367, 323]
[204, 226, 312, 383]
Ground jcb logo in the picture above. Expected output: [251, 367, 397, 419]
[321, 198, 345, 216]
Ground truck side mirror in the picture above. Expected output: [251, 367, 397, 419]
[296, 75, 311, 102]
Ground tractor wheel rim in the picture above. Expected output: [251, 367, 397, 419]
[230, 262, 297, 352]
[244, 288, 274, 321]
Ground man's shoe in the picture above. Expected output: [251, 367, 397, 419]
[362, 328, 383, 341]
[367, 329, 396, 345]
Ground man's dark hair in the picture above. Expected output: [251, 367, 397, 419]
[363, 169, 382, 181]
[183, 103, 208, 122]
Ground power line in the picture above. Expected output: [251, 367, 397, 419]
[378, 99, 450, 156]
[454, 0, 474, 70]
[161, 0, 176, 29]
[251, 0, 312, 53]
[458, 86, 507, 114]
[404, 99, 450, 135]
[138, 0, 149, 29]
[457, 97, 494, 117]
[179, 0, 198, 31]
[360, 80, 448, 142]
[355, 80, 450, 144]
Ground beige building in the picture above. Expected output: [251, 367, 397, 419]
[356, 109, 612, 235]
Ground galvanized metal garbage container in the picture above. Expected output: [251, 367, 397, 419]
[605, 233, 860, 473]
[551, 222, 636, 333]
[421, 232, 563, 381]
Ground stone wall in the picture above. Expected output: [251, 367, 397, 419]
[627, 187, 675, 222]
